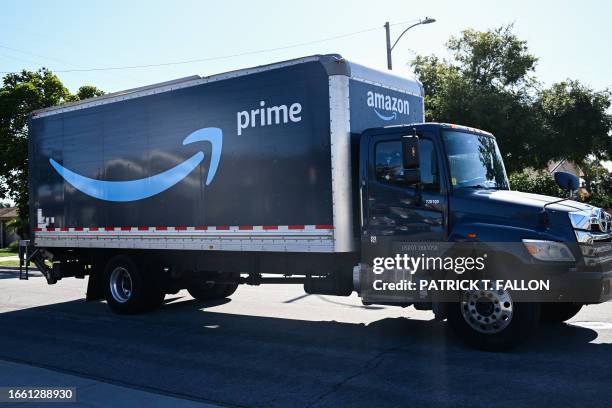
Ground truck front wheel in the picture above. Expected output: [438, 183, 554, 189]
[104, 255, 165, 314]
[447, 288, 540, 351]
[541, 303, 583, 323]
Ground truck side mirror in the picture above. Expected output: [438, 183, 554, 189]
[402, 136, 419, 169]
[554, 171, 580, 195]
[402, 136, 421, 185]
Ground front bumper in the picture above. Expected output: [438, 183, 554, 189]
[562, 269, 612, 303]
[569, 221, 612, 303]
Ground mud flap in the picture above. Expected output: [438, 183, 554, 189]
[86, 262, 105, 301]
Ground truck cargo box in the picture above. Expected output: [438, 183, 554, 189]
[29, 54, 424, 253]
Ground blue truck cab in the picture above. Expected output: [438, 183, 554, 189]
[356, 122, 612, 349]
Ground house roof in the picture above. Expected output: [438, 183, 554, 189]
[548, 159, 584, 177]
[0, 207, 18, 220]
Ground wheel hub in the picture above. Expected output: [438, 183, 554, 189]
[475, 297, 494, 316]
[110, 267, 133, 303]
[461, 288, 513, 334]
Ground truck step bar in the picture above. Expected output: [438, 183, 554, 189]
[18, 240, 55, 284]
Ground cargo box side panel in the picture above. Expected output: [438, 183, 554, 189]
[30, 61, 335, 252]
[345, 69, 425, 247]
[348, 76, 424, 133]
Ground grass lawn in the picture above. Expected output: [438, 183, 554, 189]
[0, 248, 18, 257]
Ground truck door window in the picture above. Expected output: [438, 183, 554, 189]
[375, 141, 403, 185]
[375, 139, 439, 190]
[418, 139, 439, 190]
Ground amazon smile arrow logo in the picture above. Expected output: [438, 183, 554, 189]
[49, 127, 223, 202]
[373, 109, 397, 121]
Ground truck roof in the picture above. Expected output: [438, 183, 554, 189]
[381, 122, 494, 136]
[31, 54, 423, 119]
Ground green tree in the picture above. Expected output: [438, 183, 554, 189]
[0, 68, 103, 229]
[535, 81, 611, 166]
[510, 165, 612, 210]
[0, 69, 71, 222]
[445, 25, 537, 90]
[75, 85, 105, 100]
[5, 217, 29, 241]
[412, 26, 544, 172]
[580, 160, 612, 210]
[411, 25, 612, 173]
[509, 171, 565, 197]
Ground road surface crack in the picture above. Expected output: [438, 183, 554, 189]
[304, 347, 399, 408]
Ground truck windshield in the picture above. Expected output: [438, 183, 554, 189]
[442, 130, 509, 190]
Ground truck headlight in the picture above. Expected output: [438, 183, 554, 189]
[522, 239, 575, 262]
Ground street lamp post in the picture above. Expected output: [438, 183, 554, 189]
[385, 17, 436, 70]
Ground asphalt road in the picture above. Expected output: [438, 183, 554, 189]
[1, 269, 612, 407]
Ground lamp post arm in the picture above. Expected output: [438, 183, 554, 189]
[390, 22, 422, 52]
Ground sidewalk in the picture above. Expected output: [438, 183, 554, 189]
[0, 256, 19, 262]
[0, 360, 219, 407]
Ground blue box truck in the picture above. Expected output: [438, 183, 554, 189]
[25, 54, 612, 350]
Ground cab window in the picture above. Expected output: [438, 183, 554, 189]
[375, 138, 439, 190]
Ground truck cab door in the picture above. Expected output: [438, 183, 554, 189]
[362, 130, 447, 246]
[358, 130, 448, 303]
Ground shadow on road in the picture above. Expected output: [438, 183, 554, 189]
[0, 271, 23, 280]
[0, 269, 41, 280]
[0, 296, 611, 407]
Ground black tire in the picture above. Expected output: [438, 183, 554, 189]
[447, 289, 541, 351]
[187, 281, 238, 301]
[104, 255, 165, 314]
[221, 282, 239, 297]
[541, 303, 583, 323]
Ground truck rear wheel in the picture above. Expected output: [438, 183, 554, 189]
[104, 255, 165, 314]
[541, 303, 583, 323]
[187, 281, 238, 301]
[447, 288, 540, 351]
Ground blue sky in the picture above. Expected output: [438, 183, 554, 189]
[2, 0, 611, 94]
